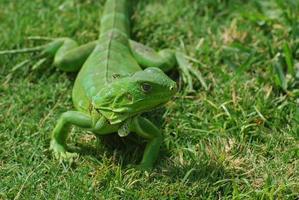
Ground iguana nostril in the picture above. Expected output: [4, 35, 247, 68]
[169, 84, 177, 92]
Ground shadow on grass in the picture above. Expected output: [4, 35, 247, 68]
[75, 142, 235, 196]
[73, 135, 233, 185]
[73, 133, 146, 165]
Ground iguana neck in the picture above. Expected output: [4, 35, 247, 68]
[99, 0, 130, 39]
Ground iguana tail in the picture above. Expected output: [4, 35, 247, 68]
[99, 0, 131, 38]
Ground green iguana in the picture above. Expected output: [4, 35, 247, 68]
[0, 0, 205, 170]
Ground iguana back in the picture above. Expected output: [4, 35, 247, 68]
[73, 0, 141, 112]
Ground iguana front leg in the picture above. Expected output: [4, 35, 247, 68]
[129, 40, 208, 92]
[129, 116, 163, 171]
[51, 39, 97, 72]
[50, 111, 108, 162]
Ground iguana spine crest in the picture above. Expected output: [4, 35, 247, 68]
[100, 0, 130, 83]
[103, 0, 116, 83]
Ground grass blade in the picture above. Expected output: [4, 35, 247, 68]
[283, 42, 295, 77]
[273, 60, 287, 90]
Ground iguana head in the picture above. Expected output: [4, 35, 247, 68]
[92, 67, 177, 124]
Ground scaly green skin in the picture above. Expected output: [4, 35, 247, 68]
[0, 0, 204, 170]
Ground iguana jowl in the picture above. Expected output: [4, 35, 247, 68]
[1, 0, 204, 170]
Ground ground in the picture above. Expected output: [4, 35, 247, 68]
[0, 0, 298, 199]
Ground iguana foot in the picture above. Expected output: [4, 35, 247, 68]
[0, 39, 58, 71]
[50, 140, 79, 163]
[175, 52, 208, 93]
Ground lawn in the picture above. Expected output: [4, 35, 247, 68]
[0, 0, 298, 199]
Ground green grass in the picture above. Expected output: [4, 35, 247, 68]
[0, 0, 298, 199]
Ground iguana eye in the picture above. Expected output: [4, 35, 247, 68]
[141, 83, 152, 93]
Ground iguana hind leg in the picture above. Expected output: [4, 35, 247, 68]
[52, 39, 97, 72]
[0, 38, 97, 72]
[129, 40, 208, 92]
[129, 40, 176, 72]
